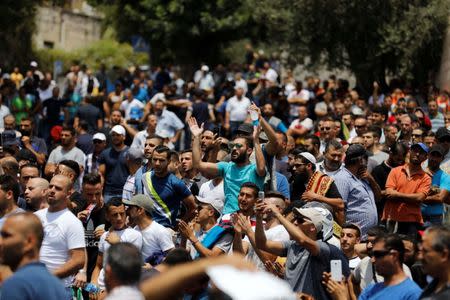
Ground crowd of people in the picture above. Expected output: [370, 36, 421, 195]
[0, 51, 449, 300]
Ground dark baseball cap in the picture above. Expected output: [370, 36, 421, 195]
[429, 144, 445, 156]
[1, 130, 18, 146]
[236, 123, 253, 135]
[411, 143, 429, 153]
[436, 127, 450, 141]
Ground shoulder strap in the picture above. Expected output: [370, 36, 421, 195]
[143, 171, 172, 220]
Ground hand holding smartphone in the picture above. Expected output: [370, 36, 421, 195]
[330, 260, 342, 282]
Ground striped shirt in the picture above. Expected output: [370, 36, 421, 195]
[430, 112, 445, 132]
[333, 168, 378, 239]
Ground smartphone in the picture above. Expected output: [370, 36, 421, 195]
[258, 191, 265, 203]
[330, 260, 342, 282]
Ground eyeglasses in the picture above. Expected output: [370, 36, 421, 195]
[320, 127, 331, 131]
[372, 249, 392, 258]
[228, 142, 244, 150]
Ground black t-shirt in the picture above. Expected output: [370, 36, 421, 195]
[98, 146, 130, 194]
[76, 133, 94, 155]
[371, 161, 392, 218]
[42, 97, 68, 125]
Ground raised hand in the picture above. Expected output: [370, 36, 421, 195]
[187, 117, 204, 137]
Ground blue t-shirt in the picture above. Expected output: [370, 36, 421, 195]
[142, 171, 192, 228]
[98, 146, 130, 194]
[359, 278, 421, 300]
[217, 162, 265, 214]
[422, 169, 449, 216]
[1, 262, 68, 300]
[276, 172, 290, 200]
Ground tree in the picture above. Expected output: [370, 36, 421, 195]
[0, 0, 40, 71]
[266, 0, 450, 94]
[90, 0, 263, 71]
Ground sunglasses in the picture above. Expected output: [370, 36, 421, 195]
[228, 142, 244, 150]
[93, 140, 104, 144]
[355, 125, 367, 128]
[372, 249, 392, 258]
[320, 127, 331, 131]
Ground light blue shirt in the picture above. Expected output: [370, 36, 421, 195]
[155, 109, 184, 138]
[217, 162, 265, 214]
[422, 169, 449, 216]
[333, 168, 378, 239]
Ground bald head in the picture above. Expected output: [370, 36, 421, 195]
[29, 178, 49, 190]
[50, 174, 73, 191]
[1, 213, 44, 270]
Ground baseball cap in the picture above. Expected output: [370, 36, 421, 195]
[110, 125, 126, 136]
[201, 65, 209, 72]
[298, 152, 317, 165]
[436, 127, 450, 141]
[1, 130, 18, 146]
[30, 61, 38, 68]
[123, 194, 154, 214]
[236, 123, 253, 135]
[429, 144, 445, 156]
[345, 144, 368, 161]
[197, 196, 223, 215]
[293, 207, 325, 233]
[411, 142, 429, 153]
[92, 132, 106, 141]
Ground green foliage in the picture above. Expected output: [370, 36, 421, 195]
[0, 0, 40, 70]
[35, 39, 148, 72]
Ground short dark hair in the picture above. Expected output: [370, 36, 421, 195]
[367, 125, 382, 139]
[168, 150, 179, 162]
[163, 248, 193, 266]
[367, 226, 388, 238]
[342, 223, 361, 238]
[20, 163, 39, 173]
[20, 116, 33, 124]
[325, 139, 343, 153]
[153, 145, 171, 159]
[105, 197, 124, 212]
[240, 182, 259, 198]
[107, 243, 142, 285]
[61, 126, 76, 136]
[180, 149, 192, 155]
[0, 174, 20, 201]
[305, 134, 320, 148]
[59, 160, 81, 181]
[78, 120, 89, 132]
[374, 234, 405, 264]
[82, 173, 102, 186]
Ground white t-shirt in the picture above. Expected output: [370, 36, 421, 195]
[199, 179, 225, 204]
[120, 99, 145, 120]
[135, 221, 174, 261]
[226, 96, 251, 122]
[97, 228, 143, 289]
[35, 208, 85, 287]
[0, 105, 11, 128]
[244, 224, 289, 270]
[289, 118, 314, 131]
[288, 89, 310, 117]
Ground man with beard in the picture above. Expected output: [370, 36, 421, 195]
[232, 191, 289, 270]
[99, 125, 129, 203]
[287, 105, 314, 143]
[334, 145, 381, 239]
[420, 226, 450, 299]
[316, 139, 345, 176]
[141, 145, 196, 229]
[0, 213, 67, 299]
[292, 152, 344, 225]
[180, 149, 207, 196]
[303, 134, 322, 163]
[382, 143, 431, 235]
[422, 145, 449, 227]
[189, 117, 266, 215]
[24, 178, 49, 212]
[104, 109, 137, 145]
[200, 128, 220, 162]
[18, 117, 47, 166]
[371, 142, 408, 218]
[85, 133, 107, 174]
[261, 102, 288, 133]
[134, 135, 163, 194]
[45, 126, 86, 178]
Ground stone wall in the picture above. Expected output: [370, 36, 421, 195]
[34, 5, 103, 51]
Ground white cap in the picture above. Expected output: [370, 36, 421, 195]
[30, 61, 38, 68]
[197, 196, 224, 214]
[201, 65, 209, 72]
[110, 125, 126, 136]
[206, 265, 296, 300]
[92, 132, 106, 141]
[298, 152, 317, 165]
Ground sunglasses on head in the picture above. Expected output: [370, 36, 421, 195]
[228, 142, 244, 150]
